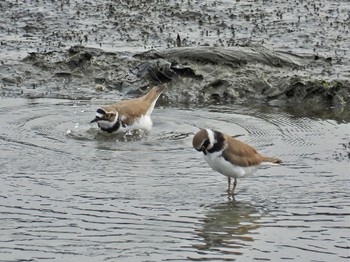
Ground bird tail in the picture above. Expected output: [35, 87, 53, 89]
[144, 86, 166, 115]
[144, 86, 166, 103]
[261, 156, 282, 165]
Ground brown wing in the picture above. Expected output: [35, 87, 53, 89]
[222, 134, 263, 167]
[114, 99, 150, 126]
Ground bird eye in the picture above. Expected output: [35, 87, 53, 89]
[105, 114, 111, 118]
[202, 139, 210, 150]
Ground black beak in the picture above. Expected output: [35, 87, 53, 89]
[90, 117, 99, 123]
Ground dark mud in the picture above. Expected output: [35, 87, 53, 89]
[1, 0, 349, 120]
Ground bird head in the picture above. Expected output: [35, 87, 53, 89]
[90, 108, 118, 129]
[192, 129, 214, 153]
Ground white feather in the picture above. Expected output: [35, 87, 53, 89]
[95, 112, 104, 118]
[204, 149, 258, 179]
[206, 128, 216, 150]
[122, 114, 153, 132]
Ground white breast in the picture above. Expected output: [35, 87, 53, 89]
[118, 114, 153, 134]
[203, 150, 258, 179]
[124, 114, 153, 132]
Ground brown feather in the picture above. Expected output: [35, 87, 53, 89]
[223, 134, 282, 166]
[101, 86, 165, 126]
[192, 129, 208, 150]
[260, 156, 282, 164]
[222, 134, 264, 166]
[142, 86, 166, 104]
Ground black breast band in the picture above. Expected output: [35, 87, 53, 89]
[99, 121, 121, 133]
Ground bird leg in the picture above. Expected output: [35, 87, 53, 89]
[227, 177, 238, 196]
[227, 177, 231, 194]
[232, 178, 237, 194]
[227, 178, 238, 196]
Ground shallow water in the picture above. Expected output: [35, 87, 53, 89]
[0, 97, 349, 261]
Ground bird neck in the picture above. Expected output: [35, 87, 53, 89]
[207, 131, 225, 153]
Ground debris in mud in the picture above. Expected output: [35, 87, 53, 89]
[333, 141, 350, 162]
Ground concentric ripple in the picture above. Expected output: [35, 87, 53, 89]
[0, 98, 349, 261]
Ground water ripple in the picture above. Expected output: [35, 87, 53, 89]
[0, 98, 349, 261]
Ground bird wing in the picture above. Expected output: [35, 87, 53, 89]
[113, 99, 149, 126]
[103, 86, 165, 126]
[222, 134, 263, 167]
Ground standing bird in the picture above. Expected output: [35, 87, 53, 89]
[90, 86, 165, 133]
[192, 128, 281, 195]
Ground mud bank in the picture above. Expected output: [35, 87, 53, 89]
[0, 0, 349, 120]
[1, 45, 349, 120]
[136, 46, 350, 107]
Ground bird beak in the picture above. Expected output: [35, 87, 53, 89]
[90, 117, 99, 123]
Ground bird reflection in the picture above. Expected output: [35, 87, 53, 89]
[194, 200, 261, 256]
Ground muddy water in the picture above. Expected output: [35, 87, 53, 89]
[0, 97, 349, 261]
